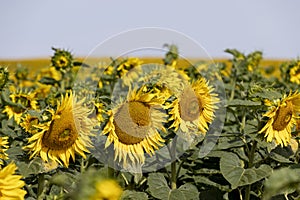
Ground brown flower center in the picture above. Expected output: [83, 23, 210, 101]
[113, 101, 151, 145]
[272, 101, 293, 131]
[42, 109, 78, 150]
[179, 86, 202, 121]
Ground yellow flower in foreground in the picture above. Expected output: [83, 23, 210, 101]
[89, 179, 123, 200]
[103, 87, 167, 169]
[0, 137, 9, 166]
[24, 91, 97, 167]
[289, 61, 300, 84]
[3, 89, 38, 124]
[0, 162, 27, 199]
[259, 92, 300, 146]
[169, 77, 219, 134]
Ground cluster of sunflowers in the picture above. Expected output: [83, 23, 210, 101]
[1, 45, 300, 199]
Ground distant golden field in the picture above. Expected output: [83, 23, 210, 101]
[0, 57, 286, 78]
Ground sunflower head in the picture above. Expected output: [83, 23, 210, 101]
[51, 47, 73, 70]
[36, 66, 62, 82]
[3, 89, 38, 124]
[15, 66, 29, 80]
[0, 67, 9, 90]
[103, 86, 167, 170]
[24, 91, 97, 167]
[163, 44, 178, 67]
[71, 168, 123, 200]
[116, 57, 143, 77]
[0, 162, 27, 199]
[0, 137, 9, 166]
[168, 77, 219, 135]
[89, 179, 123, 200]
[288, 60, 300, 84]
[259, 92, 300, 146]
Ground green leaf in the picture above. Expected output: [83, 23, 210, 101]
[177, 183, 199, 200]
[220, 153, 272, 189]
[227, 99, 261, 107]
[148, 173, 171, 200]
[263, 167, 300, 200]
[194, 176, 230, 192]
[121, 190, 148, 200]
[148, 173, 199, 200]
[250, 90, 282, 100]
[39, 77, 59, 85]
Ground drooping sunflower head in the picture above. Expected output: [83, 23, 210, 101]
[168, 77, 219, 135]
[51, 47, 73, 70]
[0, 162, 27, 199]
[259, 92, 300, 146]
[103, 86, 167, 170]
[24, 91, 97, 167]
[0, 137, 9, 166]
[3, 88, 38, 124]
[289, 60, 300, 84]
[0, 66, 9, 90]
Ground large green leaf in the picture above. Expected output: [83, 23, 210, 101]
[177, 183, 199, 200]
[220, 153, 272, 189]
[148, 173, 170, 200]
[148, 173, 199, 200]
[121, 190, 148, 200]
[263, 167, 300, 200]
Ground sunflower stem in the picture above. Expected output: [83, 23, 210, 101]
[170, 137, 177, 190]
[108, 166, 115, 178]
[37, 173, 46, 200]
[245, 140, 257, 200]
[229, 76, 236, 101]
[171, 161, 177, 190]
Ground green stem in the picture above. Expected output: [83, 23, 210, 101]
[37, 174, 45, 200]
[108, 166, 115, 178]
[170, 137, 177, 190]
[245, 140, 257, 200]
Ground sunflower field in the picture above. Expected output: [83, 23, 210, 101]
[0, 45, 300, 200]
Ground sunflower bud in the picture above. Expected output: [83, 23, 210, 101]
[0, 67, 9, 90]
[51, 47, 73, 70]
[15, 66, 28, 80]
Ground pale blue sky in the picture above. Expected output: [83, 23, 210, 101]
[1, 1, 300, 59]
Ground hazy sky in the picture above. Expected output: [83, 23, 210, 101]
[1, 1, 300, 59]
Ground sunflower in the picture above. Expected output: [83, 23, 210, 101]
[19, 114, 39, 134]
[24, 91, 97, 167]
[289, 61, 300, 84]
[94, 102, 105, 123]
[103, 86, 167, 169]
[51, 47, 73, 70]
[168, 77, 219, 135]
[3, 89, 38, 124]
[116, 57, 143, 77]
[89, 179, 123, 200]
[36, 66, 61, 82]
[0, 67, 9, 90]
[137, 64, 189, 98]
[0, 162, 27, 199]
[0, 137, 9, 166]
[259, 92, 300, 146]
